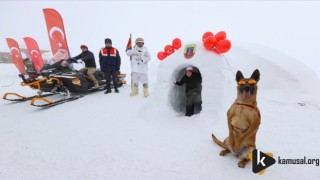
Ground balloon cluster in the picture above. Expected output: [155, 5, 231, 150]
[202, 31, 231, 54]
[157, 38, 182, 61]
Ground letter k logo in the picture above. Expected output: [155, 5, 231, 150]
[257, 150, 266, 166]
[249, 149, 276, 175]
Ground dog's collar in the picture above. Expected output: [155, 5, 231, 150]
[233, 102, 261, 118]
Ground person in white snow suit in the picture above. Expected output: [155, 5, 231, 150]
[126, 37, 151, 97]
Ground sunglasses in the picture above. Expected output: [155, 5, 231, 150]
[238, 79, 257, 85]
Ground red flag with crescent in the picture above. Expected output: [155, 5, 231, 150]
[43, 8, 70, 62]
[23, 37, 44, 72]
[126, 33, 132, 61]
[6, 38, 26, 74]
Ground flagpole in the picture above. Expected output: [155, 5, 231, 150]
[129, 33, 133, 90]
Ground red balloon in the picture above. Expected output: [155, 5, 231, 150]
[164, 45, 175, 55]
[215, 31, 227, 42]
[203, 36, 217, 50]
[157, 51, 167, 60]
[214, 39, 231, 54]
[172, 38, 182, 50]
[202, 31, 214, 42]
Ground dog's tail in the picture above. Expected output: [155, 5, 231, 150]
[211, 134, 226, 148]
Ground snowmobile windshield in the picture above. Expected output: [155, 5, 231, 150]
[41, 59, 73, 76]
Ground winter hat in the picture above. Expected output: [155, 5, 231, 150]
[105, 38, 112, 44]
[186, 66, 193, 72]
[135, 37, 144, 44]
[80, 45, 88, 49]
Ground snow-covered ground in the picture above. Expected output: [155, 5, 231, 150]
[1, 42, 320, 179]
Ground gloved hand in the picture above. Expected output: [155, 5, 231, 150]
[133, 46, 142, 56]
[133, 50, 142, 56]
[135, 54, 143, 61]
[68, 58, 76, 63]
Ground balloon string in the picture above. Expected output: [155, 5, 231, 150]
[223, 55, 235, 77]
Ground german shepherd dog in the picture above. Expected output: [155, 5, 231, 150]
[212, 69, 261, 168]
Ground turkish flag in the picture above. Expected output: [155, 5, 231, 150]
[43, 8, 70, 62]
[6, 38, 26, 74]
[23, 37, 44, 72]
[126, 33, 132, 61]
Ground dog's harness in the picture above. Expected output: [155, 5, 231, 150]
[233, 102, 261, 119]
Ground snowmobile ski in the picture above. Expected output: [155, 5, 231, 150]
[30, 95, 83, 107]
[86, 86, 106, 93]
[3, 92, 55, 102]
[29, 86, 105, 108]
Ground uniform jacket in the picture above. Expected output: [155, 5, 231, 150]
[126, 46, 151, 74]
[99, 47, 121, 70]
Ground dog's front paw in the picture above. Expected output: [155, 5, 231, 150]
[238, 159, 249, 168]
[233, 144, 241, 151]
[219, 149, 230, 156]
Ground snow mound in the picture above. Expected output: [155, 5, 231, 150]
[151, 41, 320, 115]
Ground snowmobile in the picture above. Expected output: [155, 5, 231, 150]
[3, 59, 127, 107]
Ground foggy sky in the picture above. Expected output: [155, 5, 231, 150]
[1, 1, 320, 74]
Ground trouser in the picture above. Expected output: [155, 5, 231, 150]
[131, 72, 148, 87]
[185, 89, 202, 116]
[79, 67, 98, 84]
[103, 67, 118, 89]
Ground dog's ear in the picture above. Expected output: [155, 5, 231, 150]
[251, 69, 260, 82]
[236, 71, 244, 82]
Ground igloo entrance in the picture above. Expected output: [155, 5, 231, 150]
[169, 65, 202, 116]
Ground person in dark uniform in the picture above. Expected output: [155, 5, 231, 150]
[175, 66, 202, 116]
[99, 38, 121, 94]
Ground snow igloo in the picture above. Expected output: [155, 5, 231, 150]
[157, 42, 229, 116]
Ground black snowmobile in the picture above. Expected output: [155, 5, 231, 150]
[3, 59, 126, 107]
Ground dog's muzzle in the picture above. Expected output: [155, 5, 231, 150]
[240, 85, 254, 98]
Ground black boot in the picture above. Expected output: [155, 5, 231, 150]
[114, 88, 119, 93]
[104, 88, 112, 94]
[185, 104, 195, 117]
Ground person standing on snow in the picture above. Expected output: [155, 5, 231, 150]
[174, 66, 202, 117]
[71, 45, 99, 89]
[126, 37, 151, 97]
[99, 38, 121, 94]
